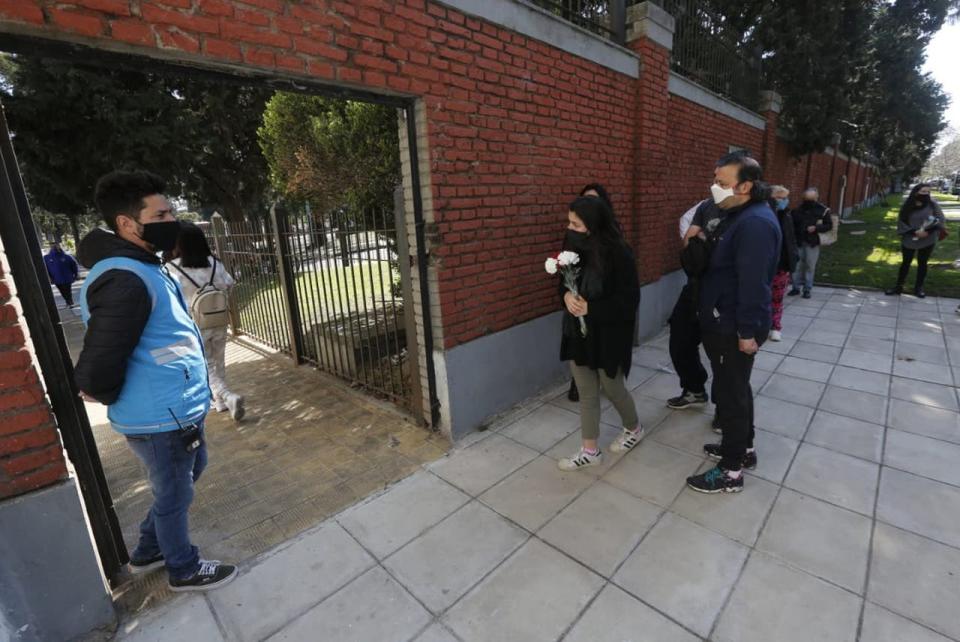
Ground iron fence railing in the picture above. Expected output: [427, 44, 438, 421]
[529, 0, 627, 44]
[651, 0, 761, 110]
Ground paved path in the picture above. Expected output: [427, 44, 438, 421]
[115, 288, 960, 642]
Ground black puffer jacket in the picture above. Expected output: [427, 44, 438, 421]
[74, 229, 156, 404]
[793, 201, 832, 247]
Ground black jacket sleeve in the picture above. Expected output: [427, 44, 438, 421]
[74, 270, 152, 404]
[587, 248, 640, 322]
[816, 208, 833, 233]
[781, 211, 799, 272]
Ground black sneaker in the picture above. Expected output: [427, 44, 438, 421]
[802, 290, 812, 299]
[711, 418, 722, 434]
[885, 285, 903, 296]
[169, 560, 238, 592]
[667, 390, 708, 409]
[703, 443, 758, 470]
[687, 466, 744, 494]
[914, 288, 926, 299]
[128, 553, 165, 575]
[787, 288, 801, 296]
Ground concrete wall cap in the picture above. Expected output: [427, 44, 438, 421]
[758, 89, 783, 114]
[627, 1, 675, 49]
[668, 72, 766, 130]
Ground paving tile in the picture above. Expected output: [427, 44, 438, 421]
[800, 329, 849, 348]
[884, 429, 960, 487]
[601, 392, 671, 433]
[776, 356, 834, 383]
[804, 410, 884, 462]
[827, 365, 890, 396]
[890, 377, 958, 410]
[634, 372, 687, 402]
[812, 319, 854, 335]
[877, 467, 960, 549]
[760, 374, 825, 407]
[748, 429, 800, 484]
[845, 335, 895, 356]
[819, 308, 857, 322]
[633, 346, 672, 369]
[754, 350, 785, 371]
[837, 348, 893, 374]
[789, 341, 842, 364]
[429, 433, 539, 496]
[614, 513, 748, 637]
[671, 466, 779, 545]
[479, 456, 596, 531]
[443, 539, 603, 642]
[893, 359, 953, 384]
[756, 489, 872, 593]
[414, 623, 460, 642]
[893, 341, 950, 365]
[564, 584, 700, 642]
[549, 389, 612, 415]
[713, 553, 862, 642]
[852, 323, 896, 340]
[896, 329, 945, 348]
[650, 410, 716, 457]
[784, 443, 879, 516]
[538, 481, 661, 577]
[819, 387, 887, 425]
[603, 440, 703, 507]
[625, 364, 659, 390]
[209, 522, 375, 641]
[268, 567, 431, 642]
[500, 404, 581, 453]
[754, 396, 814, 439]
[545, 421, 625, 477]
[338, 472, 469, 559]
[860, 603, 954, 642]
[887, 399, 960, 445]
[858, 312, 898, 327]
[750, 367, 773, 391]
[761, 336, 797, 354]
[118, 596, 224, 642]
[869, 523, 960, 641]
[384, 501, 527, 613]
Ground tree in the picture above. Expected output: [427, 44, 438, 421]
[924, 130, 960, 177]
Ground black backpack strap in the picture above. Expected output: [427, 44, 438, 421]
[207, 257, 218, 287]
[168, 261, 202, 289]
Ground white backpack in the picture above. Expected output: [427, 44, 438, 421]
[819, 208, 840, 247]
[171, 259, 230, 329]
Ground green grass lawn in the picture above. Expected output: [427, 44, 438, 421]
[817, 195, 960, 297]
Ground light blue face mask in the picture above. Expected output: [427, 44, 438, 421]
[776, 198, 789, 211]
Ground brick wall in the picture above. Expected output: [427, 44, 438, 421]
[0, 256, 67, 500]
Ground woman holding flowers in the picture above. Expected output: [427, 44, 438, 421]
[555, 196, 642, 471]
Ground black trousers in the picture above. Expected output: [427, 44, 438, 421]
[668, 284, 708, 394]
[703, 331, 764, 471]
[896, 245, 934, 289]
[55, 283, 74, 306]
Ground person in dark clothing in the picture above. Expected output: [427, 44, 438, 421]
[687, 154, 781, 494]
[567, 182, 619, 403]
[666, 198, 722, 410]
[44, 241, 80, 306]
[769, 186, 799, 341]
[885, 183, 946, 298]
[557, 196, 642, 471]
[788, 187, 832, 299]
[75, 170, 237, 592]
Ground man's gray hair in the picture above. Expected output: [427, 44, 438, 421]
[771, 185, 789, 196]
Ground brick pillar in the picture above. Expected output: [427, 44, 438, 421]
[0, 262, 67, 499]
[626, 2, 675, 284]
[758, 90, 783, 170]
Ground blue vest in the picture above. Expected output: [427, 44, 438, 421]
[80, 257, 210, 434]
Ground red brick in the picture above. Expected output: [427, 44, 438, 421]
[275, 54, 305, 72]
[1, 444, 65, 477]
[0, 426, 58, 454]
[0, 326, 25, 349]
[74, 0, 131, 15]
[0, 0, 43, 23]
[236, 0, 283, 11]
[236, 7, 270, 26]
[354, 54, 397, 73]
[203, 37, 242, 61]
[292, 37, 348, 61]
[49, 7, 105, 37]
[0, 367, 38, 391]
[0, 350, 31, 372]
[111, 20, 155, 46]
[337, 66, 363, 84]
[0, 461, 67, 500]
[158, 27, 200, 52]
[243, 47, 276, 67]
[198, 0, 234, 17]
[220, 20, 290, 47]
[307, 60, 335, 79]
[274, 15, 304, 35]
[140, 5, 219, 34]
[0, 408, 52, 438]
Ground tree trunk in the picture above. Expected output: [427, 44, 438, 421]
[68, 213, 81, 247]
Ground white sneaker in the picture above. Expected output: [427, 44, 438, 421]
[225, 394, 245, 421]
[610, 426, 645, 453]
[558, 449, 603, 471]
[214, 401, 228, 413]
[769, 330, 782, 342]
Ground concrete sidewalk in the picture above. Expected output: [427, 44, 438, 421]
[115, 288, 960, 642]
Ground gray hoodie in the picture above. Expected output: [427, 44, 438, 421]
[898, 201, 945, 250]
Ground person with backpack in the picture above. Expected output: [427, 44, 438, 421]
[884, 183, 946, 299]
[788, 187, 832, 299]
[75, 170, 237, 591]
[168, 221, 244, 421]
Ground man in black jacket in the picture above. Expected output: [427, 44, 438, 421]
[788, 187, 832, 299]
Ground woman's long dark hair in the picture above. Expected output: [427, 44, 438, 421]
[580, 182, 625, 234]
[899, 183, 931, 224]
[569, 196, 628, 273]
[175, 221, 215, 268]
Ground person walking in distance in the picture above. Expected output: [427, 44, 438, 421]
[557, 196, 642, 470]
[75, 170, 237, 591]
[769, 186, 799, 341]
[885, 183, 946, 299]
[168, 221, 245, 421]
[44, 241, 80, 307]
[687, 154, 781, 494]
[788, 187, 831, 299]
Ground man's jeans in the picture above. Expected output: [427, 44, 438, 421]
[792, 244, 820, 291]
[125, 426, 207, 580]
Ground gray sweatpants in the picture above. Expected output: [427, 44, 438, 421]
[570, 364, 639, 440]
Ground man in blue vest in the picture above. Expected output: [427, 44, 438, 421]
[75, 170, 236, 591]
[687, 154, 781, 494]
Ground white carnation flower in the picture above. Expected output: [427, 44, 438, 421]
[544, 257, 559, 274]
[557, 251, 580, 266]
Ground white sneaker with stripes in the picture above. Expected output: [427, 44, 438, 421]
[558, 449, 603, 471]
[610, 426, 645, 453]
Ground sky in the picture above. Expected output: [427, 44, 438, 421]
[924, 20, 960, 147]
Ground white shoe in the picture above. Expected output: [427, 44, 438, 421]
[769, 330, 782, 342]
[225, 394, 245, 421]
[610, 426, 645, 453]
[214, 401, 228, 413]
[558, 449, 603, 471]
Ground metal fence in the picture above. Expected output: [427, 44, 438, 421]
[205, 203, 414, 411]
[652, 0, 760, 110]
[529, 0, 627, 44]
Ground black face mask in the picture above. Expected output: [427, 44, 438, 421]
[139, 220, 181, 252]
[565, 230, 590, 253]
[916, 194, 931, 207]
